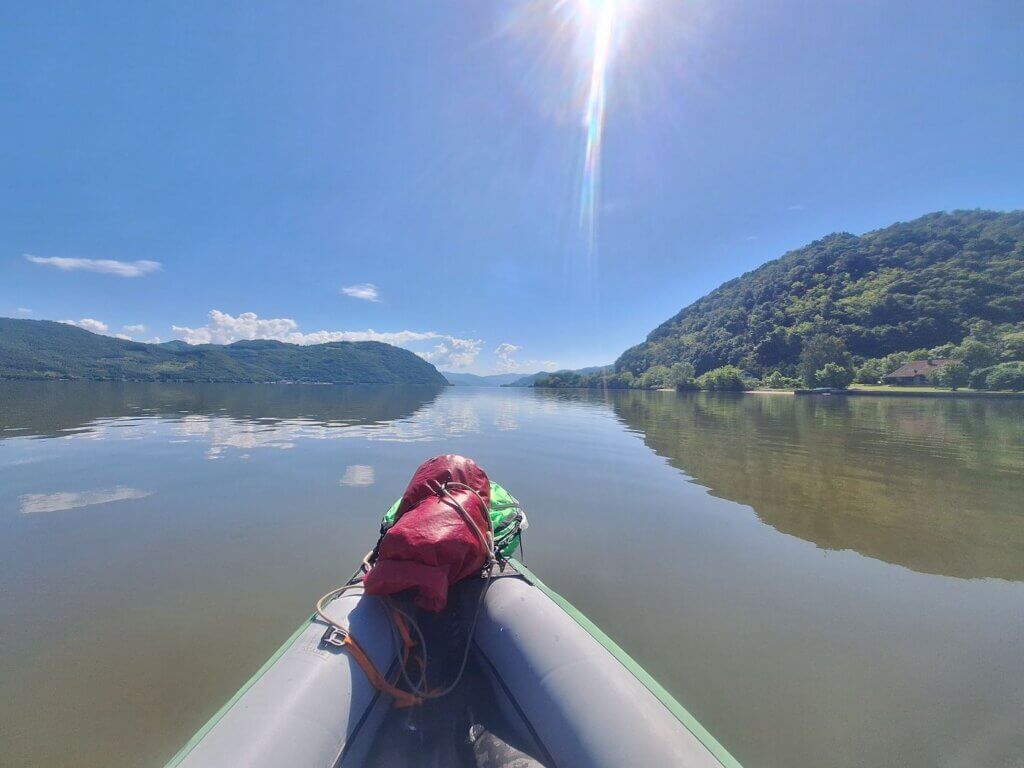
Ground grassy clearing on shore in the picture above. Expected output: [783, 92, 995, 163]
[848, 384, 979, 393]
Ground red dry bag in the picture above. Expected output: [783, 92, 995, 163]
[363, 455, 492, 611]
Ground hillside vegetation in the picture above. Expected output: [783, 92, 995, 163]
[0, 319, 448, 385]
[538, 210, 1024, 391]
[507, 366, 609, 387]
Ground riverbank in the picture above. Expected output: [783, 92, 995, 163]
[648, 386, 1022, 398]
[800, 387, 1024, 399]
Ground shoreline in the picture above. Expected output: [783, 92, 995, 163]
[812, 388, 1024, 399]
[623, 387, 1022, 400]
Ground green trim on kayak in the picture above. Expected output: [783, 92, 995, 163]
[163, 616, 314, 768]
[509, 558, 744, 768]
[165, 557, 741, 768]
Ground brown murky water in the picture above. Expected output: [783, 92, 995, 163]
[1, 382, 1022, 767]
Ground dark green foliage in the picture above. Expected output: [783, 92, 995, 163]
[0, 319, 448, 385]
[506, 365, 609, 387]
[637, 365, 671, 389]
[533, 368, 634, 389]
[798, 334, 853, 387]
[763, 370, 802, 389]
[815, 362, 854, 389]
[668, 361, 697, 390]
[928, 361, 970, 390]
[1003, 332, 1024, 360]
[615, 210, 1024, 379]
[854, 358, 887, 384]
[974, 362, 1024, 391]
[695, 365, 748, 391]
[956, 339, 998, 370]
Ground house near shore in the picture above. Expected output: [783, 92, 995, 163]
[882, 358, 956, 386]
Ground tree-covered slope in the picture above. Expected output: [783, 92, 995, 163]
[616, 210, 1024, 378]
[0, 319, 448, 385]
[506, 366, 609, 387]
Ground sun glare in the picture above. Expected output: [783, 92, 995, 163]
[579, 0, 618, 248]
[501, 0, 645, 265]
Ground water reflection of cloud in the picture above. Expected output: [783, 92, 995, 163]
[7, 391, 533, 462]
[340, 465, 375, 486]
[59, 426, 109, 441]
[20, 486, 152, 514]
[160, 396, 490, 459]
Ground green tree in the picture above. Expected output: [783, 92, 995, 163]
[928, 361, 970, 390]
[1001, 331, 1024, 361]
[799, 334, 852, 387]
[956, 339, 997, 370]
[928, 343, 957, 358]
[607, 371, 634, 389]
[814, 362, 854, 389]
[637, 365, 671, 389]
[854, 358, 886, 384]
[984, 363, 1024, 391]
[696, 365, 748, 391]
[968, 320, 997, 344]
[668, 361, 697, 390]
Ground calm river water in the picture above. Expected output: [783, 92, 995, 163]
[1, 382, 1022, 767]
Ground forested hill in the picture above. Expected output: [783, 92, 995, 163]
[0, 319, 448, 385]
[616, 210, 1024, 379]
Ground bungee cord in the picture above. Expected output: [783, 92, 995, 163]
[314, 478, 516, 706]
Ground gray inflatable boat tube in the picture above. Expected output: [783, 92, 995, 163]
[166, 562, 741, 768]
[477, 564, 739, 768]
[166, 587, 399, 768]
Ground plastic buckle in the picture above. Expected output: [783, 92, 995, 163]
[321, 626, 347, 648]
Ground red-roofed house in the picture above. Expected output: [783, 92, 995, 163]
[882, 359, 957, 386]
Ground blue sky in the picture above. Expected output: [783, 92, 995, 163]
[2, 0, 1022, 373]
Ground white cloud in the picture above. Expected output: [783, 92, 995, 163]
[340, 465, 375, 487]
[341, 283, 380, 302]
[15, 307, 32, 315]
[61, 318, 109, 334]
[170, 310, 480, 367]
[114, 333, 132, 340]
[20, 486, 152, 514]
[123, 324, 146, 333]
[492, 342, 557, 374]
[421, 337, 484, 370]
[494, 343, 523, 372]
[26, 254, 162, 278]
[172, 311, 295, 345]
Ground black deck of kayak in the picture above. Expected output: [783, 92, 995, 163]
[362, 579, 554, 767]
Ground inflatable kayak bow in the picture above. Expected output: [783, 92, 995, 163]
[165, 456, 742, 768]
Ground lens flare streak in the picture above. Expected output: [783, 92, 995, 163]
[579, 0, 617, 247]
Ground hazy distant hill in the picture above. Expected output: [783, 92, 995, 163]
[442, 371, 527, 386]
[616, 210, 1024, 378]
[506, 366, 609, 387]
[0, 318, 448, 385]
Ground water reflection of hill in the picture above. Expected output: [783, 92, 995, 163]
[0, 381, 444, 440]
[606, 391, 1024, 582]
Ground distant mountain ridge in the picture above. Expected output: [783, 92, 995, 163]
[0, 318, 448, 385]
[441, 371, 528, 386]
[505, 366, 609, 387]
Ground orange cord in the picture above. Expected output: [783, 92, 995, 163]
[340, 633, 422, 709]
